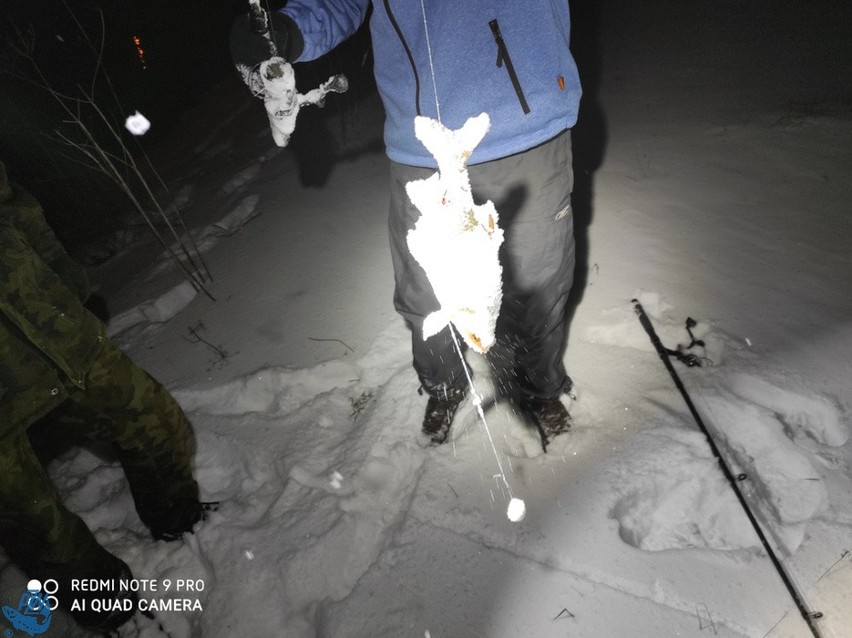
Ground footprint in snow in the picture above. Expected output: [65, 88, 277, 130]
[611, 375, 846, 553]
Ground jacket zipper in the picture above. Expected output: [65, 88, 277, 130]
[489, 19, 530, 114]
[383, 0, 422, 116]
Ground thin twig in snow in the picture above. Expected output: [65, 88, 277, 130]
[695, 603, 718, 634]
[762, 611, 788, 638]
[309, 337, 355, 352]
[815, 549, 850, 583]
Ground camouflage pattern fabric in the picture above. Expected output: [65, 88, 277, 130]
[0, 426, 132, 596]
[0, 162, 200, 621]
[46, 339, 201, 534]
[1, 171, 103, 441]
[0, 161, 12, 202]
[0, 341, 200, 624]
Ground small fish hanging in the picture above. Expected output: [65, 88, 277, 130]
[405, 113, 504, 353]
[237, 1, 348, 147]
[239, 57, 348, 147]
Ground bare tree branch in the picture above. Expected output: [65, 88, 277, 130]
[3, 4, 215, 300]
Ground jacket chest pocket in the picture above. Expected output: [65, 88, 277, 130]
[489, 19, 530, 115]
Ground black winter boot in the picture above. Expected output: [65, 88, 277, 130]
[147, 498, 203, 542]
[520, 396, 571, 451]
[422, 387, 467, 444]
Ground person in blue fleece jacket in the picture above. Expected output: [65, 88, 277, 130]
[231, 0, 582, 447]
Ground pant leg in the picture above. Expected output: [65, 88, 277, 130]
[0, 428, 130, 605]
[470, 131, 576, 400]
[61, 341, 200, 534]
[388, 161, 469, 395]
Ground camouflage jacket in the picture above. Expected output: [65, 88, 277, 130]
[0, 164, 106, 440]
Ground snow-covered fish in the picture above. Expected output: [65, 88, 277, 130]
[236, 1, 348, 147]
[239, 57, 348, 147]
[405, 113, 504, 353]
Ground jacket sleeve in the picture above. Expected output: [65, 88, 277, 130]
[0, 220, 105, 389]
[9, 185, 92, 303]
[281, 0, 370, 62]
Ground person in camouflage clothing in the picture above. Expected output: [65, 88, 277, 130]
[0, 160, 202, 632]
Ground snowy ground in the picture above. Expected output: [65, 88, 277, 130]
[3, 1, 852, 637]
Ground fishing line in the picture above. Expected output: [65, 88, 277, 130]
[418, 4, 522, 521]
[261, 0, 281, 54]
[419, 0, 441, 122]
[450, 326, 525, 521]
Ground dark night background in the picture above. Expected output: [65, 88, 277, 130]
[0, 0, 238, 248]
[0, 0, 375, 258]
[2, 0, 850, 266]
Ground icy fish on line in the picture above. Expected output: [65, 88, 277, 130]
[405, 113, 504, 354]
[240, 57, 348, 147]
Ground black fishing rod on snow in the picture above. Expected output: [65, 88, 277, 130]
[631, 299, 824, 638]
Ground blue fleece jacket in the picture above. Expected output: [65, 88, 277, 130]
[282, 0, 581, 167]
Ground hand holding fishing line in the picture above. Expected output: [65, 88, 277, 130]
[230, 0, 348, 147]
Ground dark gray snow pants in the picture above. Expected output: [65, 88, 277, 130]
[388, 130, 576, 401]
